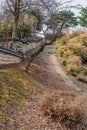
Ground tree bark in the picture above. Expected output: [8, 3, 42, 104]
[12, 15, 19, 38]
[26, 43, 45, 71]
[6, 0, 21, 38]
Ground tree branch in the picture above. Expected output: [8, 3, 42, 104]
[6, 0, 15, 15]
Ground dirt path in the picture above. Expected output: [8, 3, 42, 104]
[50, 55, 82, 91]
[33, 45, 84, 92]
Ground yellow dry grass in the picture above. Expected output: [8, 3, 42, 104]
[56, 30, 87, 82]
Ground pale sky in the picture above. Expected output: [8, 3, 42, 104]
[0, 0, 87, 15]
[71, 0, 87, 15]
[73, 0, 87, 7]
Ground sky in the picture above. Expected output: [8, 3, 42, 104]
[71, 0, 87, 15]
[0, 0, 86, 32]
[0, 0, 87, 15]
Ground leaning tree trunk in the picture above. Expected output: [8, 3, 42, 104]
[26, 43, 45, 71]
[25, 24, 63, 71]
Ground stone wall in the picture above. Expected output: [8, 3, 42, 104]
[0, 52, 21, 65]
[0, 42, 41, 65]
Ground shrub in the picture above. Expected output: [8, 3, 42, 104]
[40, 91, 87, 130]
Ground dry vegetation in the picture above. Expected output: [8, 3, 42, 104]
[0, 45, 87, 129]
[40, 91, 87, 130]
[0, 68, 44, 129]
[56, 30, 87, 83]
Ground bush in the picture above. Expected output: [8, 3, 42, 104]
[40, 91, 87, 130]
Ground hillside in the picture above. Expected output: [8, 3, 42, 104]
[56, 30, 87, 84]
[0, 46, 87, 130]
[0, 67, 45, 129]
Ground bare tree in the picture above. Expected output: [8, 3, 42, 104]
[4, 0, 78, 71]
[6, 0, 23, 38]
[25, 0, 73, 71]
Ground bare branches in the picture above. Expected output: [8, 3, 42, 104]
[2, 0, 78, 70]
[6, 0, 14, 14]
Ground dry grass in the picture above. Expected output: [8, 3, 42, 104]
[56, 30, 87, 83]
[40, 91, 87, 130]
[0, 68, 44, 128]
